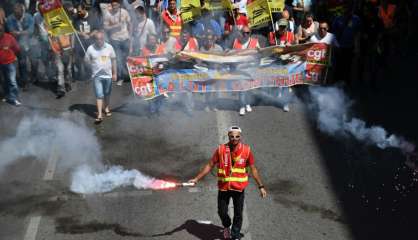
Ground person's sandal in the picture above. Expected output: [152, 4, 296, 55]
[105, 110, 112, 117]
[95, 117, 103, 124]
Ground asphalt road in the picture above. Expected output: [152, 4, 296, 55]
[1, 73, 417, 240]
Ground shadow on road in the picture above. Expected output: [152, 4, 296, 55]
[151, 219, 224, 240]
[300, 53, 418, 240]
[69, 104, 97, 119]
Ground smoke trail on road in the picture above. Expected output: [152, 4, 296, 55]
[0, 114, 102, 174]
[70, 165, 177, 194]
[70, 165, 157, 194]
[308, 86, 415, 153]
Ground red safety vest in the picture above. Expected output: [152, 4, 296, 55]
[232, 38, 259, 50]
[141, 44, 166, 56]
[162, 10, 182, 38]
[379, 4, 396, 29]
[269, 31, 294, 46]
[217, 143, 251, 191]
[49, 34, 72, 54]
[175, 37, 198, 51]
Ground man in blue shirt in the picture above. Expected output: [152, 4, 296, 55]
[192, 9, 223, 43]
[6, 2, 34, 90]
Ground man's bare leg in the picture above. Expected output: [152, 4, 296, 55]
[96, 99, 103, 119]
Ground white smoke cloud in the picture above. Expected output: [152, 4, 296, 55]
[309, 86, 415, 153]
[70, 165, 156, 194]
[0, 113, 174, 194]
[0, 114, 102, 173]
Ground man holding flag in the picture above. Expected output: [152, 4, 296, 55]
[37, 0, 78, 98]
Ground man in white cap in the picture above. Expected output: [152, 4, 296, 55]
[190, 126, 267, 240]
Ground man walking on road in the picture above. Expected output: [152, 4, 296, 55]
[190, 126, 267, 240]
[84, 31, 117, 124]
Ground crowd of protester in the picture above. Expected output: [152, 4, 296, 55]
[0, 0, 417, 118]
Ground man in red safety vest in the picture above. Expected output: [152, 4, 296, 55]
[190, 126, 267, 240]
[141, 34, 166, 57]
[232, 26, 260, 116]
[162, 0, 182, 39]
[140, 33, 166, 115]
[175, 28, 199, 52]
[232, 26, 260, 50]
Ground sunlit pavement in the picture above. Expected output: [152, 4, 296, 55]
[1, 77, 416, 240]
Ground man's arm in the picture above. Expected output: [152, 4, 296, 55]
[111, 58, 117, 82]
[189, 160, 215, 184]
[250, 165, 267, 198]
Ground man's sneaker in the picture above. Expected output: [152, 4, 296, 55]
[204, 106, 210, 112]
[278, 89, 282, 98]
[212, 107, 218, 112]
[7, 99, 21, 106]
[283, 104, 290, 112]
[223, 227, 231, 239]
[245, 104, 252, 112]
[239, 107, 245, 116]
[56, 91, 65, 99]
[2, 98, 6, 102]
[116, 80, 123, 86]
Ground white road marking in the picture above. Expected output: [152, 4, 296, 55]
[216, 111, 230, 144]
[23, 216, 41, 240]
[43, 149, 59, 181]
[24, 149, 59, 240]
[216, 111, 252, 240]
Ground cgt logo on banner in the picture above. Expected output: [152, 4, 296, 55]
[305, 43, 329, 82]
[127, 57, 158, 99]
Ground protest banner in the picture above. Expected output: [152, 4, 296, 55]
[247, 0, 271, 28]
[180, 0, 202, 23]
[127, 43, 330, 99]
[38, 0, 75, 36]
[267, 0, 285, 13]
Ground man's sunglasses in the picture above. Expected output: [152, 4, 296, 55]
[243, 32, 250, 35]
[229, 135, 241, 139]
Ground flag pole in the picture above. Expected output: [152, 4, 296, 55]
[267, 1, 277, 45]
[61, 7, 87, 54]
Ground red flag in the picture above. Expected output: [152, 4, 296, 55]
[38, 0, 62, 14]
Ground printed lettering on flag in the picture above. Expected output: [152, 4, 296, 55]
[180, 0, 202, 23]
[247, 0, 271, 28]
[43, 8, 75, 36]
[267, 0, 284, 13]
[205, 0, 233, 11]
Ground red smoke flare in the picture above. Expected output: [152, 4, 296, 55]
[150, 179, 177, 190]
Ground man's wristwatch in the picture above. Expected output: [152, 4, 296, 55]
[258, 185, 265, 189]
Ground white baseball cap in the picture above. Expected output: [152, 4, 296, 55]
[228, 126, 242, 133]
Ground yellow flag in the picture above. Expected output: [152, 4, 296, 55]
[44, 7, 75, 36]
[180, 0, 202, 23]
[247, 0, 271, 28]
[205, 0, 233, 11]
[268, 0, 285, 13]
